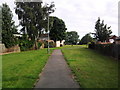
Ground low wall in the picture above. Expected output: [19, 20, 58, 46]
[56, 41, 60, 47]
[0, 44, 6, 53]
[0, 44, 20, 53]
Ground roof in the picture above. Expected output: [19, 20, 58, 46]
[109, 35, 117, 39]
[116, 36, 120, 40]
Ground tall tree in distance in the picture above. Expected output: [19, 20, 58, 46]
[2, 3, 17, 48]
[15, 1, 55, 49]
[49, 16, 67, 42]
[65, 31, 79, 45]
[15, 2, 55, 41]
[79, 34, 93, 45]
[94, 17, 112, 42]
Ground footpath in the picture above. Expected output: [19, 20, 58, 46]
[35, 49, 80, 88]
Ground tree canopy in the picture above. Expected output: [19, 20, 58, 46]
[2, 3, 17, 48]
[94, 17, 112, 42]
[15, 2, 55, 41]
[65, 31, 79, 45]
[49, 16, 67, 42]
[79, 34, 93, 45]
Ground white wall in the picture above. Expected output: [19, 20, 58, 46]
[56, 41, 60, 47]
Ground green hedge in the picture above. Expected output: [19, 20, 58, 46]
[19, 40, 34, 51]
[37, 42, 42, 49]
[89, 43, 120, 60]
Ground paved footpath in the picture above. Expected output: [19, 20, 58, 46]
[34, 49, 80, 88]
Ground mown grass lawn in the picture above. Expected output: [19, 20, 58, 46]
[61, 45, 118, 88]
[2, 49, 53, 88]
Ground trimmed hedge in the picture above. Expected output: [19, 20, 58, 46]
[89, 43, 120, 60]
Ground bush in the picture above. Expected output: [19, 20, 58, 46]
[19, 40, 34, 51]
[88, 42, 95, 49]
[37, 42, 42, 49]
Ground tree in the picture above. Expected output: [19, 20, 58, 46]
[94, 17, 112, 42]
[2, 3, 18, 48]
[79, 34, 93, 44]
[15, 2, 55, 49]
[65, 31, 79, 45]
[49, 16, 67, 42]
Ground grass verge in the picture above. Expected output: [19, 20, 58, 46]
[61, 45, 118, 88]
[2, 49, 53, 88]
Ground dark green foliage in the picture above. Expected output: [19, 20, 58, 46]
[88, 42, 95, 49]
[37, 42, 42, 49]
[44, 41, 55, 48]
[89, 43, 120, 59]
[15, 2, 55, 41]
[2, 3, 18, 48]
[79, 34, 93, 44]
[65, 31, 79, 45]
[49, 16, 67, 42]
[19, 39, 34, 51]
[94, 17, 112, 42]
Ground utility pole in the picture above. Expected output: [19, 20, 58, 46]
[47, 12, 50, 54]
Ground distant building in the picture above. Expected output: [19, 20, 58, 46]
[39, 34, 65, 47]
[109, 35, 118, 43]
[96, 35, 118, 44]
[39, 34, 49, 41]
[115, 37, 120, 44]
[13, 34, 22, 37]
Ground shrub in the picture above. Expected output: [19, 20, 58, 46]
[19, 40, 34, 51]
[37, 42, 42, 49]
[88, 42, 95, 49]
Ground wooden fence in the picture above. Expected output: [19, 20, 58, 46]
[89, 43, 120, 60]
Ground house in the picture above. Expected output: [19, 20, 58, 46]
[13, 34, 22, 37]
[39, 34, 65, 47]
[95, 35, 118, 44]
[55, 40, 65, 47]
[115, 36, 120, 44]
[109, 35, 118, 43]
[39, 34, 49, 41]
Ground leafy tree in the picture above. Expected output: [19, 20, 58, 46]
[94, 17, 112, 42]
[79, 34, 93, 44]
[65, 31, 79, 45]
[15, 2, 55, 49]
[2, 3, 18, 48]
[49, 16, 67, 42]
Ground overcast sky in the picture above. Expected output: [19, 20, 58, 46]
[0, 0, 119, 38]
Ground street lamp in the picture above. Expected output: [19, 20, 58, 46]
[47, 12, 50, 54]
